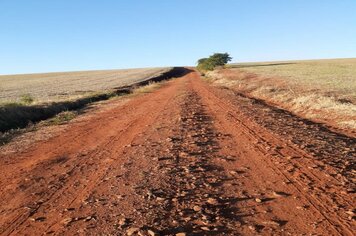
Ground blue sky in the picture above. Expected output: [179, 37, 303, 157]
[0, 0, 355, 74]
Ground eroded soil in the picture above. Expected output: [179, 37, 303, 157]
[0, 71, 355, 235]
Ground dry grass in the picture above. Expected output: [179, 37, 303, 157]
[0, 73, 170, 144]
[208, 58, 356, 131]
[231, 58, 356, 101]
[0, 67, 170, 104]
[0, 67, 176, 133]
[132, 82, 163, 95]
[42, 111, 78, 126]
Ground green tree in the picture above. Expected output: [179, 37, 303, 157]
[196, 53, 232, 73]
[197, 58, 208, 64]
[209, 53, 232, 66]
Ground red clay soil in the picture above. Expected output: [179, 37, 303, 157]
[0, 71, 355, 235]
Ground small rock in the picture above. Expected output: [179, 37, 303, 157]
[346, 210, 354, 216]
[84, 216, 93, 222]
[65, 207, 75, 211]
[207, 198, 218, 205]
[176, 233, 186, 236]
[262, 220, 281, 226]
[179, 192, 187, 197]
[229, 170, 237, 175]
[255, 198, 262, 203]
[126, 227, 140, 236]
[179, 152, 188, 157]
[201, 226, 210, 231]
[31, 216, 46, 222]
[146, 191, 153, 198]
[61, 217, 73, 225]
[147, 229, 157, 236]
[346, 188, 354, 193]
[193, 205, 202, 212]
[118, 217, 129, 227]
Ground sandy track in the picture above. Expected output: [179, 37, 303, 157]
[0, 71, 354, 235]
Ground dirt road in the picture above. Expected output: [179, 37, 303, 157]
[0, 70, 355, 235]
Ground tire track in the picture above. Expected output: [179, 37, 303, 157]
[194, 77, 355, 235]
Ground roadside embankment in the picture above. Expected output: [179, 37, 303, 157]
[0, 67, 191, 133]
[206, 64, 356, 136]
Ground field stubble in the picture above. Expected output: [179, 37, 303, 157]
[208, 59, 356, 132]
[0, 67, 170, 104]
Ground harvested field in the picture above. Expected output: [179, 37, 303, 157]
[207, 58, 356, 132]
[232, 58, 356, 101]
[0, 68, 170, 104]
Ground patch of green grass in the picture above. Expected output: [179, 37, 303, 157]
[0, 91, 112, 132]
[132, 81, 163, 94]
[44, 111, 78, 125]
[20, 94, 35, 105]
[0, 111, 77, 145]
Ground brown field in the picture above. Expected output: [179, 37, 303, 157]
[207, 58, 356, 131]
[0, 67, 170, 104]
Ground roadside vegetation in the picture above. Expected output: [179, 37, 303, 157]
[0, 110, 80, 145]
[197, 53, 232, 74]
[206, 58, 356, 132]
[0, 82, 163, 145]
[132, 82, 163, 95]
[20, 94, 35, 105]
[0, 90, 125, 133]
[0, 67, 187, 144]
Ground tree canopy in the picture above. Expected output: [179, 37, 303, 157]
[197, 53, 232, 72]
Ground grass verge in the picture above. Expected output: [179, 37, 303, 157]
[0, 67, 189, 134]
[132, 82, 163, 95]
[0, 77, 173, 145]
[0, 91, 121, 133]
[207, 59, 356, 132]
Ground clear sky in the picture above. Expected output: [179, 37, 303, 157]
[0, 0, 355, 74]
